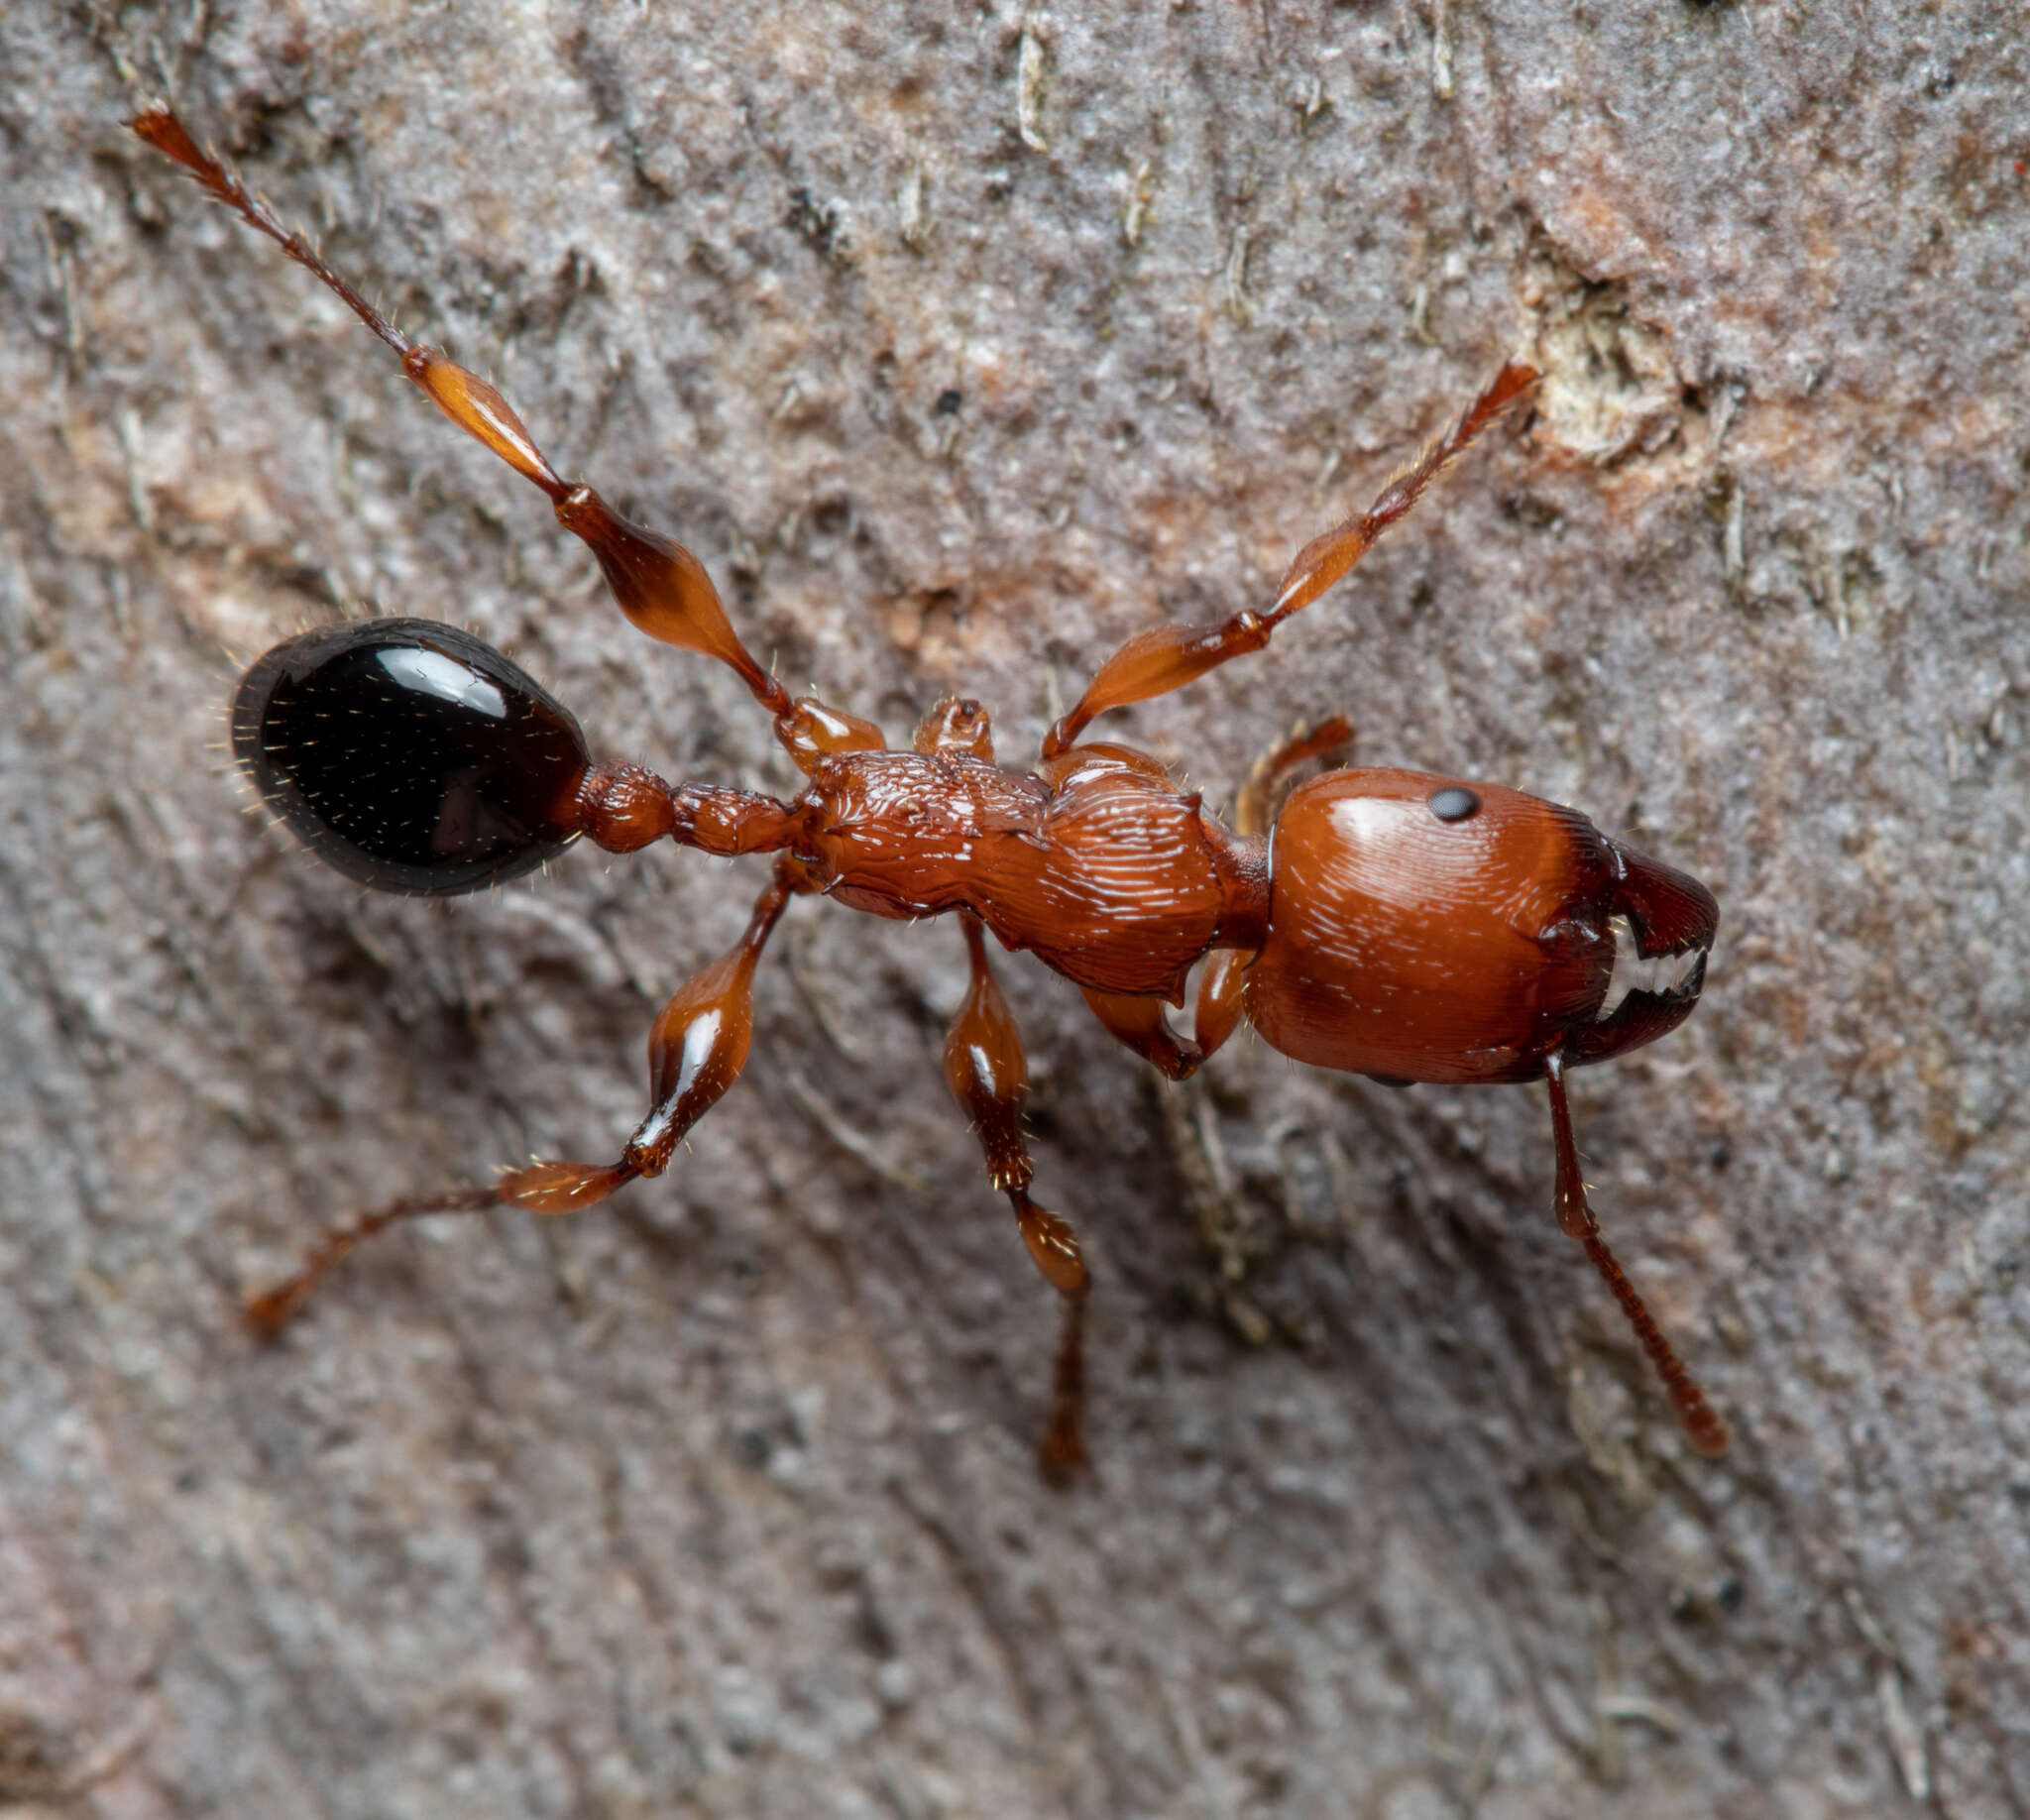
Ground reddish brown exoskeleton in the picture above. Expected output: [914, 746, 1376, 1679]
[137, 104, 1727, 1473]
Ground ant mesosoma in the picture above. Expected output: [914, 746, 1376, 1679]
[137, 103, 1728, 1475]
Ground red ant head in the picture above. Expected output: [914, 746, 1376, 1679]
[1561, 839, 1718, 1070]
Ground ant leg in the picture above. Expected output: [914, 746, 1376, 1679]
[1232, 715, 1355, 838]
[1543, 1053, 1731, 1456]
[136, 102, 883, 768]
[247, 863, 807, 1333]
[132, 107, 789, 715]
[774, 698, 890, 776]
[943, 913, 1091, 1482]
[1042, 366, 1538, 757]
[1085, 716, 1358, 1075]
[1192, 715, 1358, 1059]
[1077, 989, 1202, 1081]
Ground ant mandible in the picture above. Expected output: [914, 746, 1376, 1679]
[136, 103, 1728, 1476]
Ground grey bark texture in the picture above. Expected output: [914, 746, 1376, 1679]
[3, 3, 2025, 1816]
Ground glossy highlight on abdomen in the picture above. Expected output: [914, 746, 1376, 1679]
[233, 618, 591, 896]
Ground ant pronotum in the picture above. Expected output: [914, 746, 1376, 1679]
[136, 102, 1729, 1476]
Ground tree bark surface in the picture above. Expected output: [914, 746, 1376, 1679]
[2, 4, 2025, 1816]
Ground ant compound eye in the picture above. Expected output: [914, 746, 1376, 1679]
[1426, 785, 1481, 823]
[233, 619, 591, 896]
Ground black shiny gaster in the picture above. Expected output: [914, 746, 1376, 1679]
[233, 618, 591, 896]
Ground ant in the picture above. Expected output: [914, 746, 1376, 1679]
[136, 102, 1729, 1477]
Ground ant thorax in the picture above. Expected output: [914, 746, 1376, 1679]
[795, 745, 1246, 1001]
